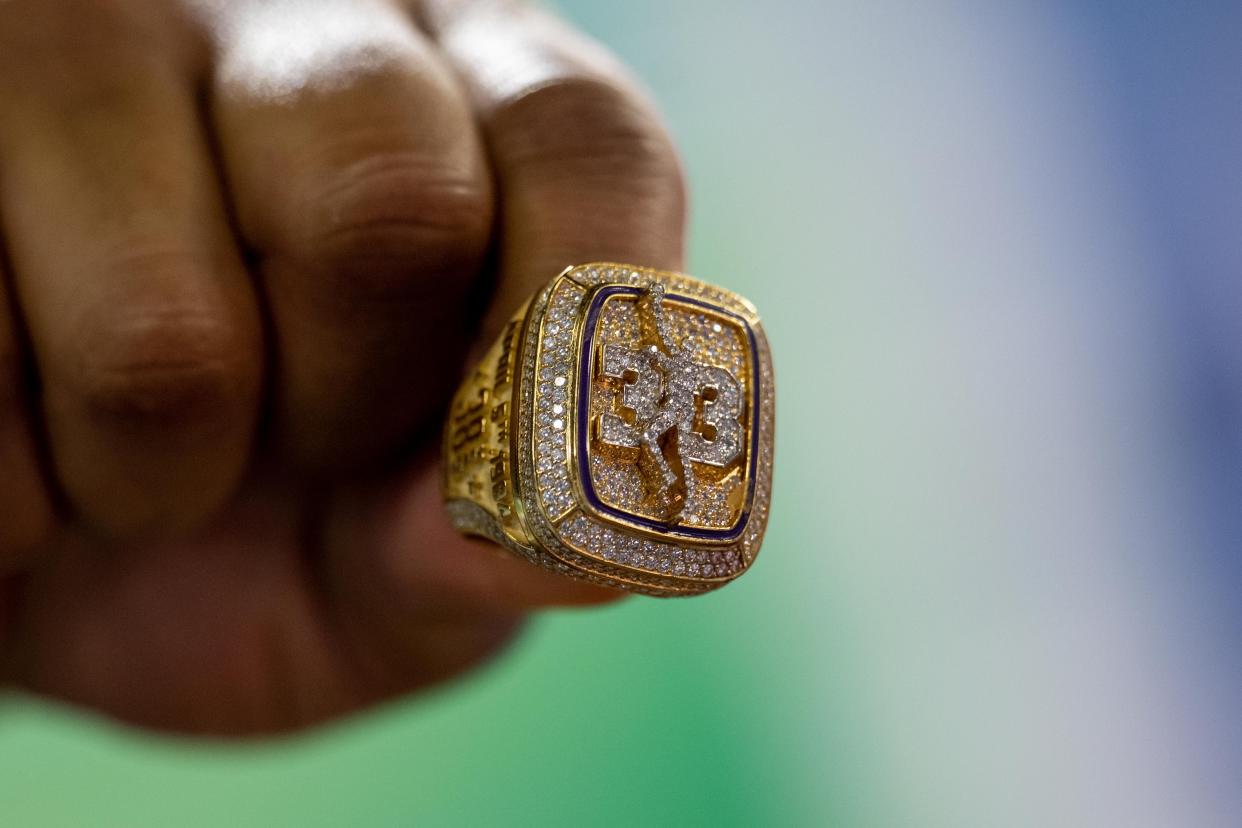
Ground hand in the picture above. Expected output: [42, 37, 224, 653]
[0, 0, 686, 735]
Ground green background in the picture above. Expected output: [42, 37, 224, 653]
[3, 1, 1227, 826]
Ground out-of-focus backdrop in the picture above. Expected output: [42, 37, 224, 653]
[2, 1, 1239, 825]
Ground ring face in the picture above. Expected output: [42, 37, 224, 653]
[578, 286, 758, 541]
[445, 263, 774, 596]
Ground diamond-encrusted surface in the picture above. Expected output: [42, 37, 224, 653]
[559, 513, 742, 577]
[586, 287, 752, 531]
[509, 264, 773, 594]
[532, 280, 586, 520]
[739, 327, 775, 566]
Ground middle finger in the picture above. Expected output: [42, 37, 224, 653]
[205, 0, 494, 472]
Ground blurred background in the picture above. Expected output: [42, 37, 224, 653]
[2, 1, 1239, 825]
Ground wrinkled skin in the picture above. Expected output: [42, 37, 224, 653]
[0, 0, 686, 735]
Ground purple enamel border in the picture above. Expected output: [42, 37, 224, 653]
[576, 286, 761, 541]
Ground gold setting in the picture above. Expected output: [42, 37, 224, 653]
[444, 264, 774, 596]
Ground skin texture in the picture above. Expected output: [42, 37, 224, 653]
[0, 0, 686, 736]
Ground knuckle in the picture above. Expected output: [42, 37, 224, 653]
[74, 323, 249, 431]
[494, 76, 685, 199]
[299, 152, 493, 297]
[64, 278, 256, 432]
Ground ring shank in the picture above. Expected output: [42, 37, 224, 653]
[443, 300, 532, 548]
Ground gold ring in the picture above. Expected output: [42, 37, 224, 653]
[443, 264, 774, 596]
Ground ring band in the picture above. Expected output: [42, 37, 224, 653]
[443, 263, 775, 596]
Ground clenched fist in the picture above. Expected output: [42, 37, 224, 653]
[0, 0, 686, 734]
